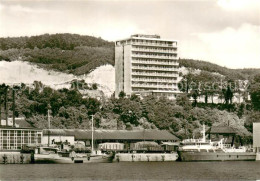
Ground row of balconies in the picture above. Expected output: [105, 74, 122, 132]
[132, 84, 176, 89]
[132, 42, 176, 47]
[132, 78, 177, 83]
[132, 54, 177, 60]
[132, 60, 178, 66]
[132, 72, 178, 77]
[132, 48, 177, 54]
[132, 66, 178, 72]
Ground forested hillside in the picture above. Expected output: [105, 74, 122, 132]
[179, 59, 260, 80]
[1, 33, 260, 77]
[0, 33, 113, 50]
[0, 34, 114, 75]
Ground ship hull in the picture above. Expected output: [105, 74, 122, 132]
[178, 151, 256, 162]
[34, 154, 114, 164]
[114, 153, 178, 162]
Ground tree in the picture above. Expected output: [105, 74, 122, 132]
[250, 74, 260, 110]
[118, 91, 126, 98]
[176, 94, 192, 111]
[244, 111, 260, 132]
[92, 83, 98, 90]
[178, 71, 194, 93]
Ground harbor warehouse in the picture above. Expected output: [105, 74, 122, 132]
[42, 129, 179, 148]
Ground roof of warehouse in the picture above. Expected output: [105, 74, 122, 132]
[206, 126, 236, 134]
[43, 129, 179, 141]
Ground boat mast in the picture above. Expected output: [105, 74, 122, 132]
[47, 107, 50, 147]
[202, 124, 206, 142]
[91, 115, 94, 154]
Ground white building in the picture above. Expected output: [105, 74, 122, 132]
[115, 34, 179, 99]
[42, 129, 75, 146]
[253, 123, 260, 160]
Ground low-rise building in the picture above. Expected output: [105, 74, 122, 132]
[207, 126, 236, 146]
[0, 118, 42, 151]
[42, 129, 179, 150]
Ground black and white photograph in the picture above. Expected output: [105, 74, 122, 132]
[0, 0, 260, 180]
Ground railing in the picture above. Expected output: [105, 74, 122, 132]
[132, 84, 175, 89]
[132, 48, 177, 54]
[132, 54, 177, 60]
[132, 78, 177, 83]
[132, 60, 178, 66]
[132, 72, 178, 77]
[132, 42, 177, 47]
[132, 66, 178, 72]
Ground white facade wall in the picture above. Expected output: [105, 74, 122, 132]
[115, 45, 124, 97]
[42, 135, 75, 145]
[115, 34, 179, 99]
[253, 123, 260, 160]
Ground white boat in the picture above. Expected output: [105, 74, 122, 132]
[178, 125, 256, 161]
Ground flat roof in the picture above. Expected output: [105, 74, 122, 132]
[42, 129, 179, 141]
[206, 126, 236, 134]
[0, 126, 42, 130]
[116, 36, 178, 43]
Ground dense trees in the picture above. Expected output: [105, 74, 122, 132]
[0, 34, 114, 75]
[178, 59, 255, 80]
[250, 74, 260, 110]
[0, 81, 254, 142]
[0, 33, 113, 50]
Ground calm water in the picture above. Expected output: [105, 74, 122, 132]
[0, 162, 260, 180]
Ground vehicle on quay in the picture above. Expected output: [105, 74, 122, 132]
[177, 125, 256, 161]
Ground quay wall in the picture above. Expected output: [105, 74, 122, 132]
[114, 153, 178, 162]
[257, 153, 260, 161]
[0, 152, 32, 164]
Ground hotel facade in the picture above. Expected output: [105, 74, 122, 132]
[115, 34, 179, 99]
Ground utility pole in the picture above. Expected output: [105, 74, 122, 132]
[47, 104, 51, 147]
[12, 88, 15, 127]
[0, 94, 2, 126]
[4, 86, 8, 127]
[91, 115, 94, 154]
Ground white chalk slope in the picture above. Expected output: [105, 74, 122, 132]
[0, 61, 115, 96]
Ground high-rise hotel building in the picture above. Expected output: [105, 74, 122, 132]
[115, 34, 179, 99]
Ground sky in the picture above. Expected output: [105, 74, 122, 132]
[0, 0, 260, 69]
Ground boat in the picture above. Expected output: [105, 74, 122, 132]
[177, 125, 256, 161]
[34, 147, 114, 164]
[34, 113, 114, 164]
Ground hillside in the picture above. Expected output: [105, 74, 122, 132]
[179, 59, 260, 80]
[0, 33, 114, 75]
[0, 60, 114, 96]
[1, 33, 260, 78]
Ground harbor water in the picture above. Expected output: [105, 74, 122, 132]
[0, 161, 260, 180]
